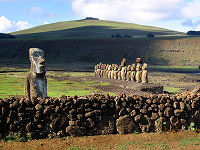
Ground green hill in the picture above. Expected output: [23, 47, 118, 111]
[1, 19, 199, 69]
[11, 19, 185, 40]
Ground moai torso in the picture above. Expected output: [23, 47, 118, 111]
[142, 63, 148, 83]
[121, 66, 127, 81]
[94, 65, 97, 77]
[96, 63, 100, 77]
[136, 63, 142, 83]
[108, 65, 112, 79]
[131, 64, 136, 81]
[106, 64, 109, 78]
[103, 64, 107, 78]
[126, 65, 131, 81]
[100, 63, 104, 77]
[118, 66, 122, 80]
[114, 65, 118, 80]
[111, 65, 115, 79]
[25, 48, 47, 100]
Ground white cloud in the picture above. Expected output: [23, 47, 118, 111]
[44, 21, 49, 24]
[182, 0, 200, 19]
[0, 16, 12, 32]
[0, 16, 31, 33]
[72, 0, 184, 23]
[195, 24, 200, 31]
[29, 7, 43, 13]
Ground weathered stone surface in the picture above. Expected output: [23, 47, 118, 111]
[119, 109, 129, 116]
[151, 112, 158, 120]
[134, 114, 142, 123]
[26, 122, 35, 132]
[65, 126, 86, 136]
[174, 109, 184, 117]
[141, 63, 148, 83]
[164, 107, 174, 117]
[116, 115, 138, 134]
[170, 116, 181, 130]
[173, 102, 179, 109]
[25, 48, 47, 100]
[96, 116, 115, 135]
[191, 101, 199, 109]
[35, 104, 43, 111]
[155, 117, 169, 132]
[180, 102, 185, 110]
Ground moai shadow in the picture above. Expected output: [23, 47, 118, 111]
[25, 48, 47, 100]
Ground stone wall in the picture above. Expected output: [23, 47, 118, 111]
[0, 90, 200, 139]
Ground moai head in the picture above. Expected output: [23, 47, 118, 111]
[142, 63, 148, 70]
[114, 65, 118, 71]
[108, 65, 112, 70]
[136, 58, 142, 64]
[131, 64, 136, 71]
[29, 48, 46, 74]
[127, 65, 131, 71]
[136, 63, 142, 71]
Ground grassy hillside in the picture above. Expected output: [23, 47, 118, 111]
[11, 20, 185, 40]
[2, 19, 199, 68]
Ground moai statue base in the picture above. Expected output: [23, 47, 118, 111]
[25, 48, 47, 101]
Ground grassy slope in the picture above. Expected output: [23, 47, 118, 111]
[11, 20, 184, 40]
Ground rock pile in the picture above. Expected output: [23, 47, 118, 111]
[0, 89, 200, 139]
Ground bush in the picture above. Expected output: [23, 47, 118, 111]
[187, 31, 200, 35]
[147, 33, 154, 38]
[0, 33, 16, 39]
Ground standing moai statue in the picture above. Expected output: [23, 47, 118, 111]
[94, 65, 97, 77]
[100, 63, 104, 77]
[135, 58, 142, 83]
[131, 64, 136, 81]
[142, 63, 148, 83]
[101, 64, 105, 78]
[117, 66, 122, 80]
[114, 65, 118, 80]
[126, 65, 132, 81]
[103, 64, 107, 78]
[96, 63, 101, 77]
[106, 64, 109, 78]
[111, 64, 115, 79]
[25, 48, 47, 100]
[121, 58, 127, 81]
[121, 66, 127, 81]
[108, 65, 112, 79]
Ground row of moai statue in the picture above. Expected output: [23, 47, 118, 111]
[94, 58, 148, 83]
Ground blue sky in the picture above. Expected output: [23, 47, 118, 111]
[0, 0, 200, 33]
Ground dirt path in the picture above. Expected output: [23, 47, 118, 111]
[47, 71, 200, 95]
[1, 131, 200, 150]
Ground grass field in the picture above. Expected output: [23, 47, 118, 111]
[0, 66, 199, 98]
[0, 70, 113, 98]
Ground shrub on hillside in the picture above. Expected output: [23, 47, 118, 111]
[0, 33, 16, 39]
[147, 33, 155, 38]
[187, 31, 200, 35]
